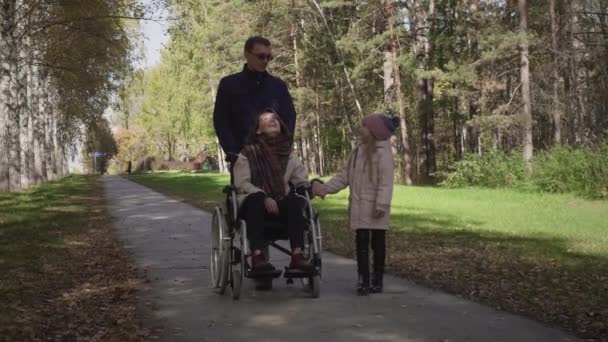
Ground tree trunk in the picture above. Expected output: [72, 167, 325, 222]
[0, 0, 14, 191]
[35, 67, 47, 182]
[549, 0, 562, 145]
[5, 0, 20, 190]
[385, 0, 412, 184]
[519, 0, 533, 169]
[314, 78, 324, 176]
[48, 98, 58, 179]
[26, 51, 34, 184]
[216, 137, 226, 173]
[17, 7, 30, 188]
[468, 0, 481, 155]
[336, 76, 356, 148]
[453, 96, 464, 160]
[414, 0, 436, 180]
[383, 44, 395, 106]
[43, 79, 53, 180]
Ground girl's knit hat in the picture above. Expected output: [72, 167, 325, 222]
[362, 114, 400, 140]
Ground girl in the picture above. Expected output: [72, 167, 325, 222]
[313, 114, 398, 295]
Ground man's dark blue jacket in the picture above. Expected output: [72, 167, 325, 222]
[213, 65, 296, 156]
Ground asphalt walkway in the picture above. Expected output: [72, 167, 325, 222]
[102, 175, 580, 342]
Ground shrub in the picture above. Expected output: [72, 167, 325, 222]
[441, 144, 608, 199]
[530, 144, 608, 199]
[441, 150, 527, 188]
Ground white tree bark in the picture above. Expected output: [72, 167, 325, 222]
[33, 64, 46, 183]
[17, 0, 30, 188]
[549, 0, 562, 145]
[5, 0, 20, 191]
[0, 0, 13, 191]
[519, 0, 533, 169]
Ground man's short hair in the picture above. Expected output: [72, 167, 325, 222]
[244, 36, 271, 52]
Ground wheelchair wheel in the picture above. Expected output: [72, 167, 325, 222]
[231, 221, 246, 300]
[231, 269, 242, 300]
[309, 275, 320, 298]
[313, 216, 323, 278]
[211, 207, 229, 294]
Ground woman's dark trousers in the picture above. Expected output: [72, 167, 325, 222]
[240, 192, 307, 252]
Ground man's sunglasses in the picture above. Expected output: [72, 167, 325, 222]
[249, 52, 274, 61]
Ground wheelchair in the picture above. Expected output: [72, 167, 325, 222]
[210, 181, 323, 300]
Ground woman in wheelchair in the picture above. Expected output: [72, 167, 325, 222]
[232, 108, 315, 275]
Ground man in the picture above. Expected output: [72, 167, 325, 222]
[213, 36, 297, 163]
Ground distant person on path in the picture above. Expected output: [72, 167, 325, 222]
[313, 114, 399, 295]
[213, 36, 297, 166]
[233, 108, 314, 274]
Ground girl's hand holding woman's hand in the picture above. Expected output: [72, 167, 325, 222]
[312, 182, 327, 199]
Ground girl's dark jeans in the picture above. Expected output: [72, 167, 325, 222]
[355, 229, 386, 276]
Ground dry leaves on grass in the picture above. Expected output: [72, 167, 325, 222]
[1, 181, 147, 341]
[321, 223, 607, 341]
[385, 233, 608, 342]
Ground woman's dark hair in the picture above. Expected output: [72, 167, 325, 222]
[245, 108, 292, 144]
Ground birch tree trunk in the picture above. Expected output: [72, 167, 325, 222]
[0, 0, 13, 191]
[17, 0, 30, 188]
[314, 77, 324, 176]
[468, 0, 481, 155]
[518, 0, 533, 169]
[549, 0, 562, 145]
[3, 0, 21, 191]
[43, 76, 54, 180]
[34, 66, 47, 183]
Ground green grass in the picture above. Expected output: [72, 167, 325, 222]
[0, 175, 139, 340]
[329, 185, 608, 257]
[0, 175, 93, 293]
[127, 171, 608, 340]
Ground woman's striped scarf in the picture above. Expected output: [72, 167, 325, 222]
[242, 134, 292, 200]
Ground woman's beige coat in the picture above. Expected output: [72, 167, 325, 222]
[324, 140, 395, 230]
[233, 152, 308, 206]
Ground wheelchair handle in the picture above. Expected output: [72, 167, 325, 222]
[225, 152, 238, 163]
[288, 181, 312, 198]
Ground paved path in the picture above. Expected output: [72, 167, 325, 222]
[102, 175, 581, 342]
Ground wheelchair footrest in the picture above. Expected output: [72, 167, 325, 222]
[246, 269, 282, 279]
[284, 267, 317, 278]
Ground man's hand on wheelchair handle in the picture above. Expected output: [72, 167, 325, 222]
[264, 196, 279, 215]
[225, 152, 238, 164]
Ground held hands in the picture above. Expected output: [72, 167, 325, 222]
[264, 197, 279, 215]
[311, 182, 328, 199]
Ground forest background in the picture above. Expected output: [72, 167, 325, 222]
[110, 0, 608, 199]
